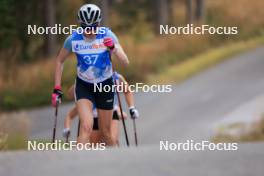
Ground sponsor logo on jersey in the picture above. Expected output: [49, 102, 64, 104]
[74, 43, 105, 52]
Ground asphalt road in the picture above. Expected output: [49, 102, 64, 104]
[1, 47, 264, 176]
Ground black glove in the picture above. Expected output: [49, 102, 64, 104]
[52, 86, 63, 107]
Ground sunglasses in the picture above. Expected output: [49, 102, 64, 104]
[80, 23, 98, 30]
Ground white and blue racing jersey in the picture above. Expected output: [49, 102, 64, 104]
[64, 27, 119, 83]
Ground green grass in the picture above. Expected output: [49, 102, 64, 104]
[0, 59, 76, 111]
[147, 35, 264, 84]
[0, 134, 27, 150]
[212, 118, 264, 143]
[0, 135, 66, 151]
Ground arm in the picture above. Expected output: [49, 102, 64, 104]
[112, 44, 129, 67]
[104, 30, 129, 67]
[54, 48, 71, 86]
[119, 75, 134, 107]
[52, 48, 71, 107]
[118, 74, 139, 119]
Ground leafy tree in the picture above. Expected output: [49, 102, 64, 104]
[0, 0, 17, 50]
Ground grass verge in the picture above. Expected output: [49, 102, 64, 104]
[212, 118, 264, 143]
[147, 35, 264, 84]
[0, 112, 30, 150]
[1, 138, 62, 151]
[1, 135, 28, 150]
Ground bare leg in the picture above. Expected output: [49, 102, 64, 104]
[111, 120, 119, 145]
[98, 109, 115, 146]
[76, 99, 93, 144]
[90, 130, 102, 144]
[64, 106, 78, 129]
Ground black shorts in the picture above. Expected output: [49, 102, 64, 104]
[75, 77, 114, 110]
[93, 110, 120, 130]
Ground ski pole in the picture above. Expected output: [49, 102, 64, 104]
[77, 119, 80, 138]
[115, 81, 130, 146]
[66, 131, 70, 143]
[132, 119, 138, 146]
[108, 52, 130, 147]
[52, 101, 59, 143]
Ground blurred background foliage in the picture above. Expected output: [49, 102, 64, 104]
[0, 0, 264, 110]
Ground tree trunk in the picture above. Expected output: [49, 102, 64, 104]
[44, 0, 56, 57]
[100, 0, 110, 27]
[195, 0, 205, 22]
[155, 0, 169, 34]
[168, 0, 174, 25]
[186, 0, 194, 24]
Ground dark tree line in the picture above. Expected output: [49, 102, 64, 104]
[186, 0, 205, 24]
[0, 0, 205, 61]
[44, 0, 56, 57]
[0, 0, 54, 61]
